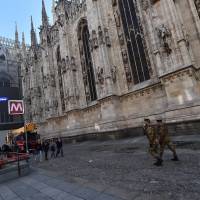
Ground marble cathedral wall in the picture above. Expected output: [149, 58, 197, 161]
[22, 0, 200, 139]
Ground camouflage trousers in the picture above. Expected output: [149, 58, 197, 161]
[148, 141, 177, 160]
[159, 141, 177, 159]
[148, 143, 159, 159]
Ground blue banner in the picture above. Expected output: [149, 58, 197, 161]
[0, 97, 8, 102]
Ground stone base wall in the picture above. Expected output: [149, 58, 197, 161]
[168, 120, 200, 136]
[41, 120, 200, 144]
[38, 79, 200, 140]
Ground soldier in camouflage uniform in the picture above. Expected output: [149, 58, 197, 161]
[143, 118, 162, 166]
[156, 119, 179, 165]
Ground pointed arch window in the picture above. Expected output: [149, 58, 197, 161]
[78, 19, 97, 103]
[118, 0, 150, 84]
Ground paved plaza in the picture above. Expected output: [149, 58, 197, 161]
[0, 135, 200, 200]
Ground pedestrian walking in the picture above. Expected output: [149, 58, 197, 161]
[43, 140, 49, 160]
[56, 138, 63, 157]
[36, 140, 43, 162]
[143, 118, 161, 166]
[50, 140, 56, 158]
[156, 118, 179, 165]
[56, 139, 60, 157]
[2, 143, 10, 159]
[59, 138, 64, 157]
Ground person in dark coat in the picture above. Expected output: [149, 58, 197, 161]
[2, 144, 10, 158]
[43, 141, 49, 160]
[59, 138, 64, 157]
[36, 140, 43, 162]
[50, 140, 56, 158]
[56, 138, 64, 157]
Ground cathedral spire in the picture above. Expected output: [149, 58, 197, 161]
[15, 22, 19, 49]
[30, 16, 37, 48]
[42, 0, 49, 27]
[52, 0, 56, 23]
[22, 32, 26, 51]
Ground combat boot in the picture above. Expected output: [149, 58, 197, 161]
[154, 158, 163, 166]
[171, 155, 179, 161]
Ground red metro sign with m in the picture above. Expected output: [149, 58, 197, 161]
[8, 100, 24, 115]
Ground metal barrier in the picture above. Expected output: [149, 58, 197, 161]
[0, 152, 30, 176]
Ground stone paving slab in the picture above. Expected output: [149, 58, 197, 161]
[0, 171, 123, 200]
[0, 135, 200, 200]
[32, 135, 200, 200]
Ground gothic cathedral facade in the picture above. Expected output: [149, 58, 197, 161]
[22, 0, 200, 138]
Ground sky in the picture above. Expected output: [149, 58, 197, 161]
[0, 0, 52, 45]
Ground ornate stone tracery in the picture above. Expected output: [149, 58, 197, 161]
[61, 58, 66, 73]
[20, 0, 200, 139]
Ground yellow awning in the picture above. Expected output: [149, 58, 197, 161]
[11, 123, 37, 135]
[25, 123, 37, 132]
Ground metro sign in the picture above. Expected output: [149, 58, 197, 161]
[8, 100, 24, 115]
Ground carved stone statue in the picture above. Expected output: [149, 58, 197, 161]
[141, 0, 150, 10]
[98, 26, 104, 45]
[121, 49, 128, 64]
[50, 74, 56, 87]
[114, 10, 121, 27]
[92, 30, 98, 49]
[97, 66, 104, 85]
[71, 56, 77, 71]
[57, 14, 64, 27]
[61, 58, 66, 73]
[45, 101, 49, 111]
[43, 75, 47, 88]
[156, 24, 172, 55]
[85, 86, 90, 102]
[53, 100, 58, 107]
[118, 32, 125, 45]
[157, 24, 171, 41]
[66, 56, 70, 69]
[111, 66, 117, 83]
[37, 86, 42, 97]
[104, 28, 111, 47]
[124, 66, 132, 83]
